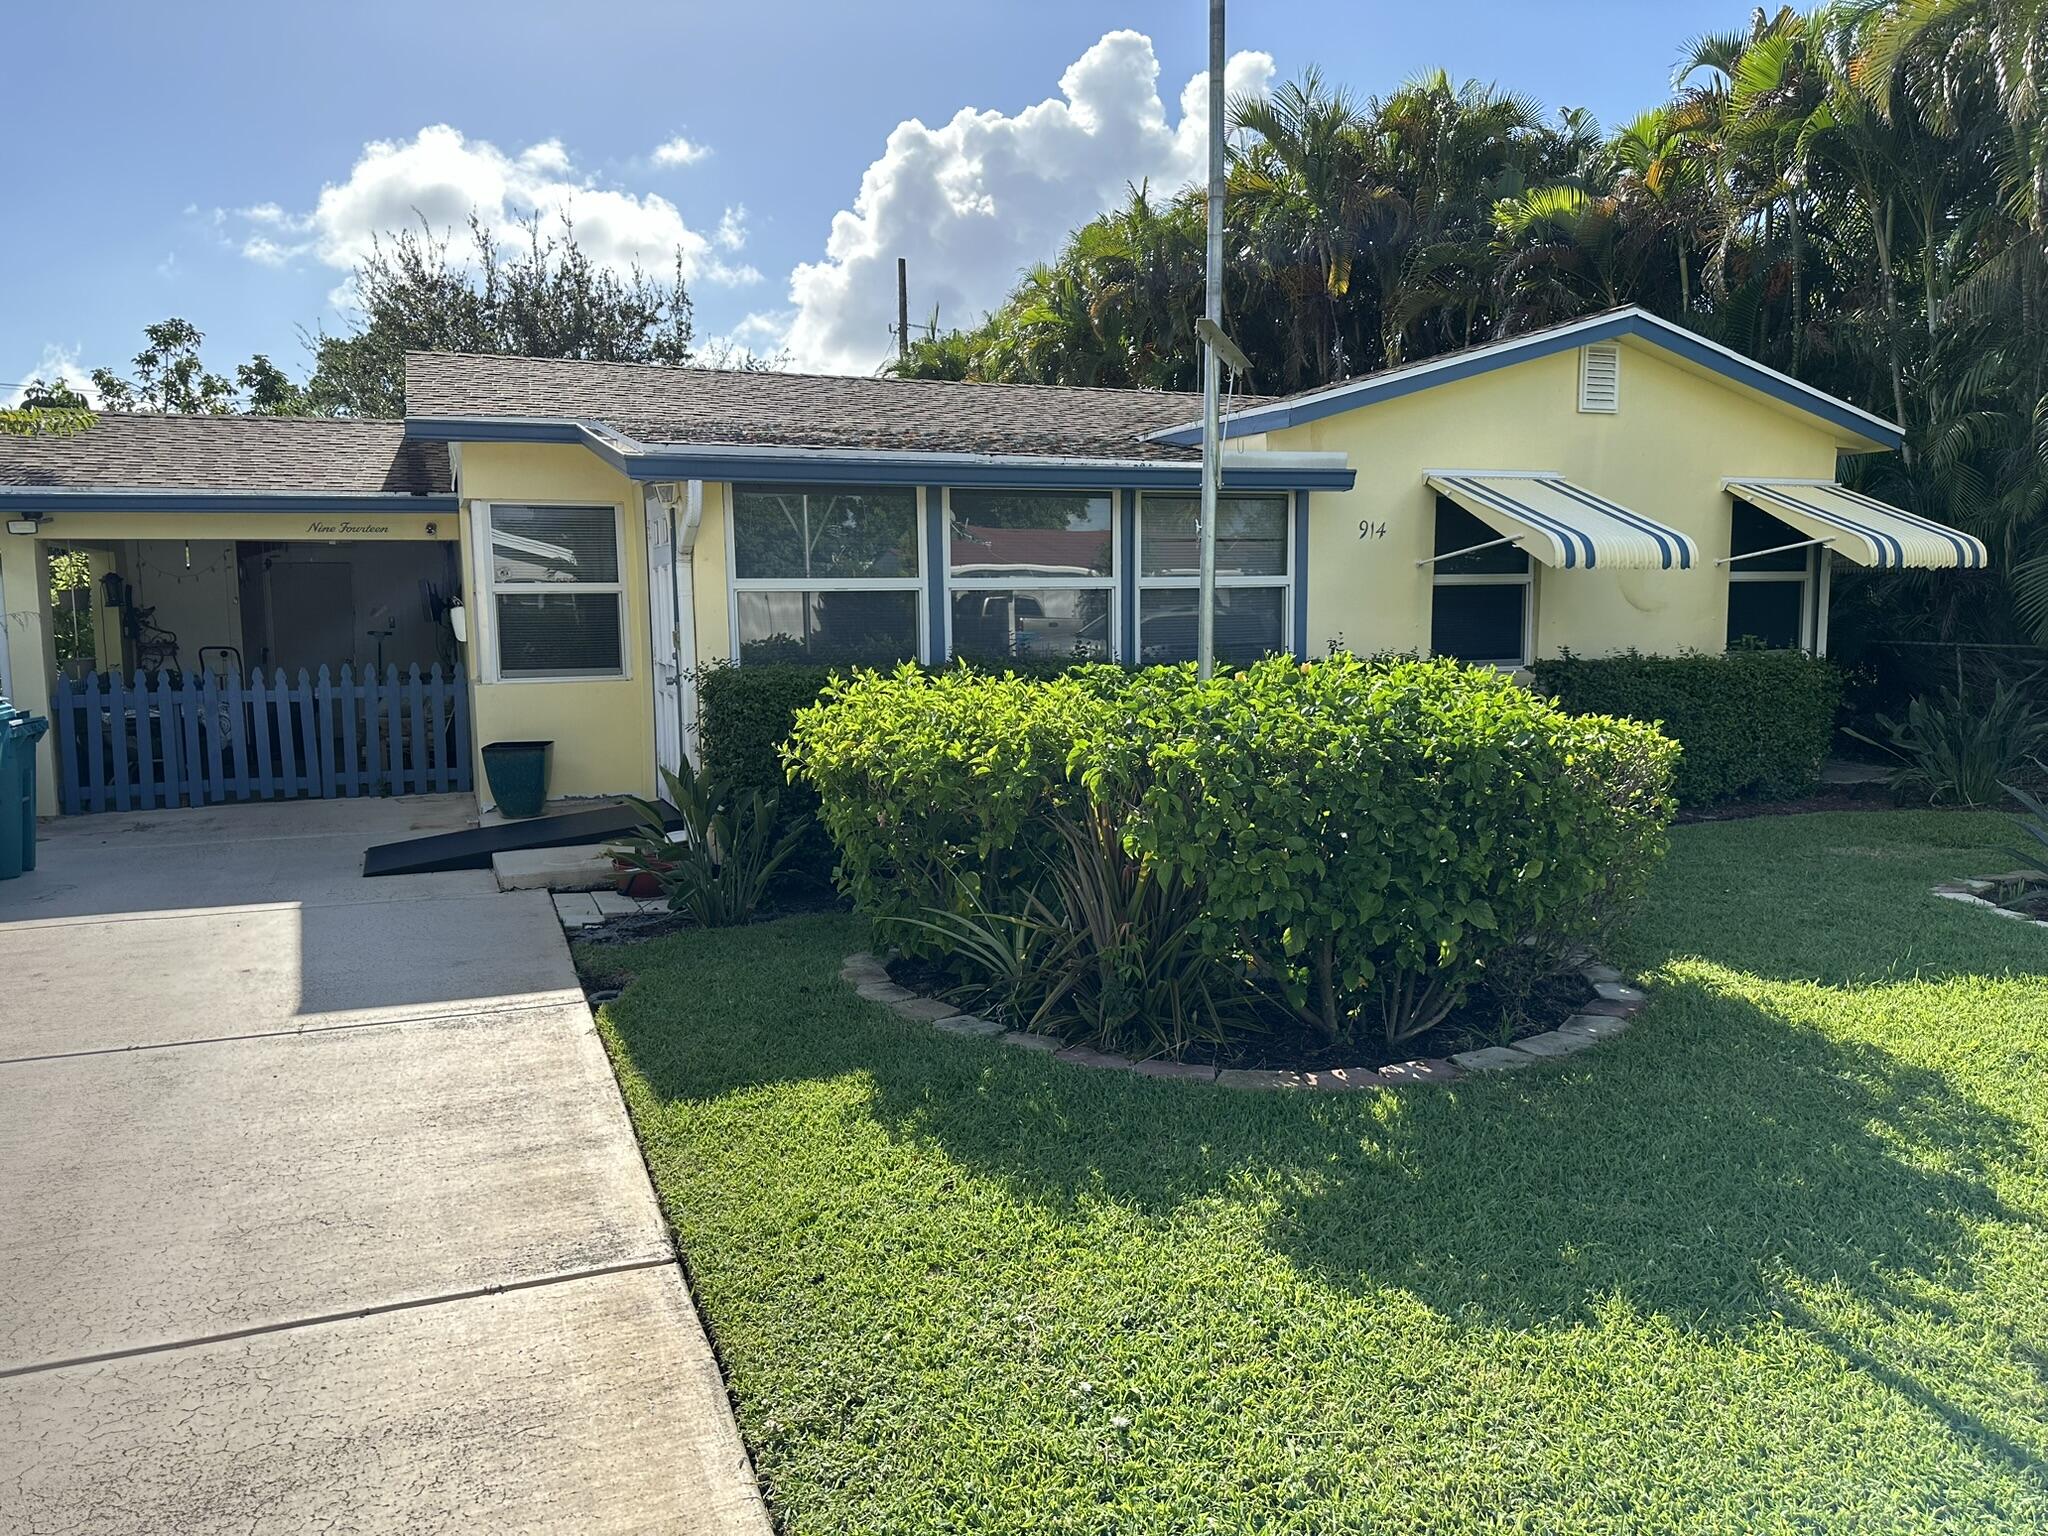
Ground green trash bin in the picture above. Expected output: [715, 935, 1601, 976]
[0, 697, 47, 881]
[481, 739, 553, 819]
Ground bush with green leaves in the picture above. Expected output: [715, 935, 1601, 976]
[1531, 648, 1841, 805]
[784, 664, 1115, 954]
[611, 751, 809, 927]
[1848, 678, 2048, 806]
[1091, 655, 1675, 1046]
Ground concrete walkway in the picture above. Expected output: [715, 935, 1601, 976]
[0, 797, 770, 1535]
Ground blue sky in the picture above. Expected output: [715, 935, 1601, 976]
[3, 0, 1760, 399]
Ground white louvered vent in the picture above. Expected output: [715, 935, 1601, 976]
[1578, 344, 1620, 413]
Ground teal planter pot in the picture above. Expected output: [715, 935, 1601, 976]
[482, 739, 552, 819]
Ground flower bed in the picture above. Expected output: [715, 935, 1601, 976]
[788, 655, 1678, 1069]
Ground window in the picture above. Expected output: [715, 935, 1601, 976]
[484, 503, 626, 679]
[1725, 499, 1815, 651]
[946, 489, 1114, 663]
[730, 484, 921, 663]
[1135, 493, 1289, 664]
[1429, 497, 1531, 666]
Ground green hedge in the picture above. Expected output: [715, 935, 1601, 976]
[1530, 650, 1842, 806]
[787, 655, 1678, 1048]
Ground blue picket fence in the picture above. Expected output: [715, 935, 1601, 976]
[51, 664, 472, 815]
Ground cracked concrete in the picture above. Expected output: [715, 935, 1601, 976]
[0, 797, 771, 1534]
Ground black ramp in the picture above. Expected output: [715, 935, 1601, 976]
[361, 802, 682, 877]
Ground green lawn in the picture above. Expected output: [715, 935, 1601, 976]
[586, 811, 2048, 1534]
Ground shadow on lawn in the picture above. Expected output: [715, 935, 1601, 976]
[603, 909, 2046, 1485]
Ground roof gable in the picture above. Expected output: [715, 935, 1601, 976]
[1145, 307, 1903, 453]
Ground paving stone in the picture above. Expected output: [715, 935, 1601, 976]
[1131, 1058, 1219, 1082]
[1580, 962, 1623, 985]
[1558, 1013, 1629, 1039]
[1215, 1068, 1310, 1090]
[933, 1014, 1005, 1038]
[551, 892, 603, 929]
[1377, 1058, 1460, 1085]
[841, 951, 887, 977]
[1510, 1029, 1597, 1058]
[1000, 1031, 1059, 1053]
[1574, 996, 1641, 1018]
[1592, 980, 1647, 1005]
[893, 995, 961, 1022]
[1449, 1046, 1536, 1072]
[854, 980, 915, 1004]
[1055, 1044, 1137, 1071]
[591, 891, 640, 918]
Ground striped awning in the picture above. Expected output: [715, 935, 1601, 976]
[1426, 473, 1697, 571]
[1723, 479, 1988, 570]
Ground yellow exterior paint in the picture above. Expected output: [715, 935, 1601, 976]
[456, 441, 656, 809]
[1272, 338, 1861, 660]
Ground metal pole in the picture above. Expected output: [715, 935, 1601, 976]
[1197, 0, 1224, 679]
[896, 258, 910, 361]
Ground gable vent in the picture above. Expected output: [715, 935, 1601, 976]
[1578, 344, 1620, 413]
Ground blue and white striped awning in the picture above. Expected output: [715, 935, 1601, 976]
[1724, 479, 1988, 570]
[1426, 472, 1697, 571]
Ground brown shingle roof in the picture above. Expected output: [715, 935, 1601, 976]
[0, 415, 450, 495]
[404, 351, 1236, 461]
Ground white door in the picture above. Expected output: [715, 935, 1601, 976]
[645, 492, 691, 782]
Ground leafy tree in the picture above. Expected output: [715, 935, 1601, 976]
[304, 213, 698, 416]
[0, 378, 94, 438]
[90, 318, 238, 414]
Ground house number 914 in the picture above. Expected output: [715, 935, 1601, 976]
[1358, 519, 1388, 540]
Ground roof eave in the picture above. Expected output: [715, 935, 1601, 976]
[0, 487, 459, 514]
[1144, 308, 1905, 452]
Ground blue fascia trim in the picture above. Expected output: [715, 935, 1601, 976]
[1118, 488, 1138, 661]
[924, 485, 948, 663]
[1150, 311, 1904, 452]
[0, 488, 460, 515]
[1291, 488, 1310, 658]
[403, 414, 1355, 490]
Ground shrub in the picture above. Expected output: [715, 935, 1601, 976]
[694, 660, 837, 802]
[784, 664, 1114, 953]
[1531, 649, 1842, 805]
[1094, 655, 1674, 1046]
[611, 752, 809, 927]
[1847, 678, 2048, 806]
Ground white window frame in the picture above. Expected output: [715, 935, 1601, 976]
[1134, 490, 1292, 663]
[1725, 500, 1820, 654]
[1427, 500, 1534, 669]
[942, 486, 1119, 664]
[475, 499, 630, 684]
[725, 483, 929, 665]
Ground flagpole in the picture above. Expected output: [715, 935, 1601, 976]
[1197, 0, 1225, 680]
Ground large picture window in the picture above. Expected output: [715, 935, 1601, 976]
[946, 489, 1114, 663]
[483, 503, 626, 679]
[1725, 499, 1815, 651]
[1429, 497, 1532, 667]
[1135, 492, 1289, 664]
[730, 484, 921, 663]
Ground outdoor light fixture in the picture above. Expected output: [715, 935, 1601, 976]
[6, 514, 43, 536]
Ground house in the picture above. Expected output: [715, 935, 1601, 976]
[0, 306, 1987, 819]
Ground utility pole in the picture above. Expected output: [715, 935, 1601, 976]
[896, 258, 910, 361]
[1196, 0, 1225, 679]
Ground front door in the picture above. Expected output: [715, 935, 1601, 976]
[645, 492, 693, 782]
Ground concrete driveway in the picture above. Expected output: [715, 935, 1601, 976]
[0, 797, 769, 1535]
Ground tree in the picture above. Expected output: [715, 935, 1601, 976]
[0, 378, 94, 438]
[90, 318, 238, 414]
[304, 213, 699, 416]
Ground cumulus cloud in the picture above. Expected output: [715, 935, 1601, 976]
[716, 205, 749, 251]
[4, 344, 103, 408]
[780, 30, 1274, 374]
[230, 125, 757, 295]
[651, 135, 711, 167]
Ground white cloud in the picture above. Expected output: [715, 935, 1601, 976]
[231, 124, 754, 296]
[779, 30, 1274, 374]
[4, 344, 103, 409]
[716, 204, 749, 251]
[651, 135, 710, 167]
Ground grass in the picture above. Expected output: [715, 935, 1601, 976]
[584, 811, 2048, 1534]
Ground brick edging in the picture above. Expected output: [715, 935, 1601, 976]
[838, 953, 1648, 1090]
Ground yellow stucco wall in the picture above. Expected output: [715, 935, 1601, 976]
[691, 479, 732, 666]
[456, 442, 657, 808]
[1272, 339, 1865, 660]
